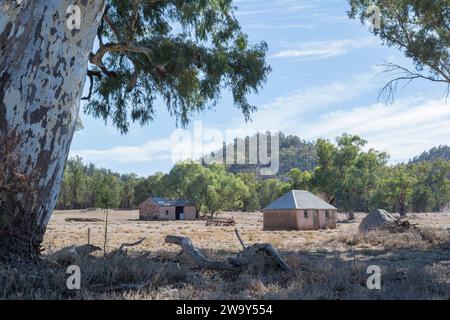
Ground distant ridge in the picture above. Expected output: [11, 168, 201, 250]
[204, 133, 449, 177]
[409, 145, 450, 163]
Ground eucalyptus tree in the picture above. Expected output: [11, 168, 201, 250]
[0, 0, 269, 258]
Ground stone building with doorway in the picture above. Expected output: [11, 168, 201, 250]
[263, 190, 337, 230]
[138, 197, 197, 221]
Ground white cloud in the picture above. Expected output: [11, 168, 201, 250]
[247, 23, 313, 30]
[231, 69, 450, 163]
[235, 0, 317, 17]
[71, 138, 173, 164]
[305, 97, 450, 162]
[236, 69, 379, 133]
[272, 38, 377, 60]
[72, 68, 450, 167]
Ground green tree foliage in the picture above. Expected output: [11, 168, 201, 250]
[288, 168, 312, 191]
[373, 160, 450, 214]
[203, 165, 249, 217]
[163, 163, 249, 216]
[59, 157, 88, 210]
[96, 174, 122, 209]
[421, 160, 450, 211]
[56, 158, 133, 210]
[313, 138, 338, 199]
[409, 161, 436, 212]
[84, 0, 270, 133]
[380, 165, 416, 216]
[163, 162, 211, 213]
[57, 136, 449, 215]
[236, 172, 260, 211]
[257, 178, 291, 209]
[120, 174, 138, 209]
[348, 0, 450, 101]
[133, 172, 166, 206]
[314, 134, 388, 217]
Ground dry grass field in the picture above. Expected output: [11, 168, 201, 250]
[2, 210, 450, 299]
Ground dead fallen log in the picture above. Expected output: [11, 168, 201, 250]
[106, 238, 146, 258]
[117, 238, 146, 252]
[228, 243, 291, 272]
[379, 218, 421, 234]
[205, 217, 236, 227]
[165, 235, 234, 270]
[165, 234, 291, 272]
[65, 217, 103, 222]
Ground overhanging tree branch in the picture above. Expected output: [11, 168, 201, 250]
[348, 0, 450, 102]
[82, 70, 102, 101]
[377, 62, 449, 103]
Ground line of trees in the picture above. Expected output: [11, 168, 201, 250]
[57, 134, 450, 216]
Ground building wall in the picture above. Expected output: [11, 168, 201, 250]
[264, 209, 337, 230]
[139, 199, 197, 221]
[325, 210, 337, 229]
[182, 206, 197, 220]
[318, 210, 326, 228]
[296, 210, 316, 230]
[139, 199, 160, 220]
[158, 206, 176, 220]
[263, 210, 298, 230]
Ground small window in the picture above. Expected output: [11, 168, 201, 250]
[304, 211, 309, 218]
[325, 211, 330, 218]
[165, 210, 169, 215]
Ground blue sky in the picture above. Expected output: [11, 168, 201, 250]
[71, 0, 450, 176]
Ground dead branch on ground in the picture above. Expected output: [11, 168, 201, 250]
[65, 218, 103, 222]
[105, 238, 147, 258]
[165, 232, 291, 272]
[165, 235, 234, 270]
[234, 228, 246, 250]
[205, 217, 236, 227]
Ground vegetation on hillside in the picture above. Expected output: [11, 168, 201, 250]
[226, 133, 318, 177]
[410, 145, 450, 163]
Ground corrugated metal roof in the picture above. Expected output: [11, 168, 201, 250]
[263, 190, 337, 211]
[150, 197, 194, 206]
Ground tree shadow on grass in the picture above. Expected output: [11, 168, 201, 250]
[1, 240, 449, 300]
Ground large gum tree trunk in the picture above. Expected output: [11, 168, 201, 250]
[0, 0, 105, 259]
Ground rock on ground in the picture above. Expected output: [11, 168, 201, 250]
[358, 209, 396, 234]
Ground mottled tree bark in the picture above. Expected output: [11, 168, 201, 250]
[0, 0, 105, 259]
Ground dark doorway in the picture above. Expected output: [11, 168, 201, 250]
[313, 210, 320, 229]
[175, 206, 184, 220]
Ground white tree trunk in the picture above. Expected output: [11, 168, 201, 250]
[0, 0, 105, 258]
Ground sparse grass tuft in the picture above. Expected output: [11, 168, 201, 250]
[337, 227, 450, 250]
[1, 210, 447, 299]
